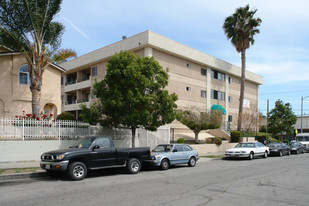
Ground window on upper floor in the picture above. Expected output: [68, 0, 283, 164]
[211, 69, 225, 81]
[19, 65, 31, 85]
[201, 68, 207, 76]
[228, 115, 233, 122]
[92, 66, 97, 76]
[228, 96, 232, 103]
[211, 89, 225, 101]
[201, 90, 206, 98]
[186, 87, 191, 91]
[187, 63, 191, 68]
[228, 77, 233, 84]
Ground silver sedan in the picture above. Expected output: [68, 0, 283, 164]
[146, 144, 199, 170]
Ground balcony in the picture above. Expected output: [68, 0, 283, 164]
[64, 77, 91, 93]
[63, 99, 91, 111]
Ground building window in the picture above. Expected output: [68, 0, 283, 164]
[61, 76, 65, 85]
[228, 96, 232, 103]
[228, 115, 233, 122]
[19, 65, 31, 85]
[92, 66, 97, 76]
[201, 68, 207, 76]
[211, 69, 225, 81]
[211, 89, 225, 101]
[186, 87, 191, 91]
[187, 63, 191, 68]
[228, 77, 233, 84]
[201, 90, 206, 98]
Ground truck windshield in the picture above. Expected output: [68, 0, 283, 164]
[296, 136, 309, 141]
[71, 137, 96, 148]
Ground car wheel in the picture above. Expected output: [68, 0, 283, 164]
[127, 158, 141, 174]
[296, 149, 300, 154]
[67, 162, 87, 181]
[279, 150, 283, 157]
[160, 159, 170, 170]
[287, 150, 291, 156]
[263, 151, 268, 158]
[248, 152, 254, 160]
[302, 149, 305, 154]
[188, 157, 196, 167]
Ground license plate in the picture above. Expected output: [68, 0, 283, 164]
[46, 164, 50, 169]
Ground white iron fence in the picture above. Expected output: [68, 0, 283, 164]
[0, 117, 90, 140]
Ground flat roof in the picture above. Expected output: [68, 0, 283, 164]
[60, 30, 263, 85]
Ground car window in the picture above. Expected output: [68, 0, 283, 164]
[183, 145, 193, 151]
[174, 145, 184, 152]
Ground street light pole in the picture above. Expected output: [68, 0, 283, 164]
[301, 96, 309, 133]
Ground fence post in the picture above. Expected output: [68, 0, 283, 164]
[58, 120, 61, 140]
[22, 118, 25, 141]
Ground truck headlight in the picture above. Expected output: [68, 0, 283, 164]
[55, 154, 65, 160]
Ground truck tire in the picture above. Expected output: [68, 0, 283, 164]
[67, 162, 87, 181]
[127, 158, 141, 174]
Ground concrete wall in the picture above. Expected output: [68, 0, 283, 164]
[191, 141, 238, 155]
[0, 140, 75, 163]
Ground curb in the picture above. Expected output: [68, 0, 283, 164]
[0, 171, 46, 181]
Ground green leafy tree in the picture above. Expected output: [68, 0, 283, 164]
[177, 106, 223, 143]
[268, 100, 297, 141]
[88, 51, 178, 147]
[80, 103, 102, 125]
[223, 4, 262, 132]
[0, 0, 64, 116]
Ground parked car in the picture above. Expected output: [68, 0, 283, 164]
[267, 142, 291, 156]
[225, 142, 269, 160]
[40, 136, 151, 180]
[145, 144, 199, 170]
[290, 142, 305, 154]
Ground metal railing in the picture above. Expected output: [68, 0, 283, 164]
[0, 117, 90, 140]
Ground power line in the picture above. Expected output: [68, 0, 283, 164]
[260, 89, 309, 95]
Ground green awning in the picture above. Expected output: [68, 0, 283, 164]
[211, 105, 227, 115]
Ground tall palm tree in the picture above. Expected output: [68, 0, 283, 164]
[223, 4, 262, 132]
[0, 0, 64, 116]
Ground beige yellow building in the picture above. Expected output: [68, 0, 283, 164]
[0, 46, 64, 118]
[60, 31, 263, 136]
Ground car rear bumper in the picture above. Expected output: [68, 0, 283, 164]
[40, 160, 69, 171]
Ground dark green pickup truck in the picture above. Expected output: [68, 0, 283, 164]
[40, 136, 151, 180]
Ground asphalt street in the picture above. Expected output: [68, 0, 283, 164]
[1, 154, 309, 206]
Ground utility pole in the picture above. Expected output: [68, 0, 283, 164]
[266, 99, 269, 144]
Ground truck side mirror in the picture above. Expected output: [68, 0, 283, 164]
[93, 145, 100, 150]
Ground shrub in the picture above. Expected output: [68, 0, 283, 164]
[214, 137, 222, 146]
[283, 139, 290, 144]
[231, 131, 241, 143]
[57, 112, 76, 120]
[176, 138, 185, 144]
[256, 135, 266, 143]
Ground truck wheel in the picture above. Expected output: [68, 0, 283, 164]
[67, 162, 87, 181]
[127, 158, 141, 174]
[160, 159, 170, 170]
[188, 157, 196, 167]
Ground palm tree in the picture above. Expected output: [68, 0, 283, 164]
[47, 48, 77, 64]
[223, 4, 262, 132]
[0, 0, 64, 116]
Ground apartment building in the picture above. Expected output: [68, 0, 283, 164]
[0, 46, 65, 118]
[60, 31, 263, 132]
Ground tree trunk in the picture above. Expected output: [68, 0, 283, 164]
[194, 131, 200, 144]
[131, 127, 136, 148]
[31, 87, 41, 116]
[237, 50, 246, 132]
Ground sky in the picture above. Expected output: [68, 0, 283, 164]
[56, 0, 309, 116]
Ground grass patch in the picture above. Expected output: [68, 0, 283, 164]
[200, 155, 225, 158]
[0, 167, 41, 175]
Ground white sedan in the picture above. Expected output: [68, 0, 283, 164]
[225, 142, 269, 160]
